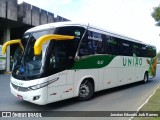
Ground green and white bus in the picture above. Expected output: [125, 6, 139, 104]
[0, 45, 6, 71]
[2, 22, 157, 105]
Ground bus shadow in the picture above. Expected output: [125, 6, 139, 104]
[16, 79, 155, 111]
[15, 97, 79, 111]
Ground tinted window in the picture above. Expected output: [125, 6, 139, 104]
[79, 30, 104, 56]
[105, 36, 119, 55]
[139, 44, 147, 57]
[54, 26, 85, 54]
[54, 26, 85, 37]
[132, 43, 140, 57]
[12, 30, 53, 80]
[119, 39, 130, 56]
[146, 46, 156, 57]
[152, 47, 156, 57]
[88, 31, 103, 54]
[79, 30, 157, 58]
[46, 40, 74, 76]
[44, 26, 85, 76]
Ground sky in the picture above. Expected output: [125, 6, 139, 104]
[18, 0, 160, 52]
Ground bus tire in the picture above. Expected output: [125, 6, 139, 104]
[143, 72, 148, 84]
[77, 80, 94, 101]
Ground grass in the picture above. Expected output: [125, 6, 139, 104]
[134, 118, 160, 120]
[133, 87, 160, 120]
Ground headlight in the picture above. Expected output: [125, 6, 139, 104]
[29, 77, 59, 90]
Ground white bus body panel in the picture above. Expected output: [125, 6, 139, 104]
[96, 56, 149, 91]
[47, 70, 74, 104]
[102, 56, 149, 89]
[11, 77, 48, 105]
[11, 70, 75, 105]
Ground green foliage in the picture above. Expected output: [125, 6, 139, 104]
[152, 5, 160, 22]
[157, 51, 160, 58]
[157, 51, 160, 64]
[133, 88, 160, 120]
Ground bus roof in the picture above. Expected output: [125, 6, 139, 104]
[26, 22, 87, 33]
[26, 21, 156, 48]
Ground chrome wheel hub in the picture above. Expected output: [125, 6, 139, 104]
[79, 84, 89, 97]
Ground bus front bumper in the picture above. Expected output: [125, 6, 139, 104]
[10, 83, 48, 105]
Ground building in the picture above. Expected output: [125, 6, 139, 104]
[0, 0, 70, 72]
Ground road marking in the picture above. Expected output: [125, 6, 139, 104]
[129, 83, 160, 120]
[4, 72, 12, 74]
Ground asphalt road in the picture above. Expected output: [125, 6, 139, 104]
[0, 65, 160, 120]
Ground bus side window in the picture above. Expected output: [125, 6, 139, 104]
[146, 46, 152, 57]
[140, 45, 146, 57]
[91, 32, 103, 54]
[132, 44, 140, 57]
[120, 40, 130, 56]
[78, 32, 91, 56]
[105, 36, 119, 55]
[147, 46, 156, 57]
[78, 31, 104, 56]
[152, 47, 156, 57]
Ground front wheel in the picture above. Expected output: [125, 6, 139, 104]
[143, 72, 148, 84]
[77, 80, 94, 101]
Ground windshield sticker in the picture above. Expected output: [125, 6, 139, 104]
[75, 30, 80, 36]
[75, 30, 81, 39]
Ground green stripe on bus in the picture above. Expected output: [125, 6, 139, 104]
[71, 55, 115, 69]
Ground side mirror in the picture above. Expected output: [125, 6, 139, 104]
[2, 39, 24, 55]
[34, 34, 74, 55]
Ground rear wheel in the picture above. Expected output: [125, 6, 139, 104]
[77, 80, 94, 101]
[143, 72, 148, 84]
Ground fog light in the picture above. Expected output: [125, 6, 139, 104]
[33, 96, 40, 101]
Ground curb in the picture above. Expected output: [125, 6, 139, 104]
[129, 84, 160, 120]
[4, 72, 12, 74]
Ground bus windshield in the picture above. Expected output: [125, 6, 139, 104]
[12, 26, 85, 80]
[12, 30, 53, 80]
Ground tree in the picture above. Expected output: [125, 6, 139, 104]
[157, 51, 160, 64]
[152, 5, 160, 23]
[157, 51, 160, 58]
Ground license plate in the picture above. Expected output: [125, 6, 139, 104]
[17, 95, 23, 100]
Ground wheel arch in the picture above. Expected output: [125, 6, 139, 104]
[145, 70, 149, 79]
[142, 70, 149, 84]
[74, 76, 95, 97]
